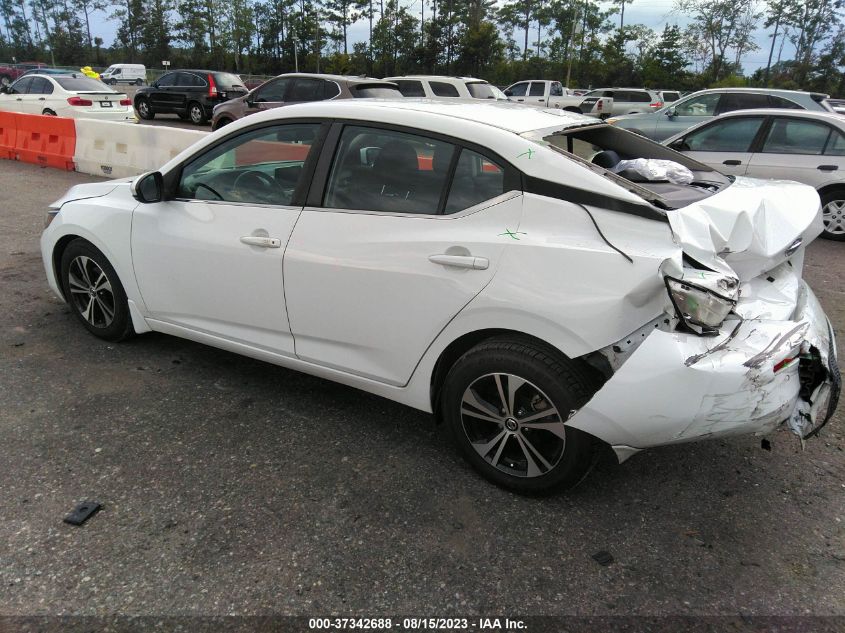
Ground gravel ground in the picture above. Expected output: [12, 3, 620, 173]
[0, 160, 843, 621]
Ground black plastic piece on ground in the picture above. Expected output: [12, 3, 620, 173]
[592, 550, 614, 566]
[63, 501, 101, 526]
[761, 439, 772, 451]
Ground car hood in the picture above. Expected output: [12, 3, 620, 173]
[49, 178, 132, 208]
[667, 176, 823, 281]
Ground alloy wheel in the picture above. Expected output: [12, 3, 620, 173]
[460, 373, 566, 478]
[67, 255, 115, 328]
[137, 100, 149, 117]
[822, 199, 845, 236]
[190, 105, 203, 124]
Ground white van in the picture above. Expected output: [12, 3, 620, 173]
[101, 64, 146, 86]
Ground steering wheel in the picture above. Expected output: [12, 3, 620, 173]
[232, 170, 284, 203]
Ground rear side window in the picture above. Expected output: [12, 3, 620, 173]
[628, 91, 651, 103]
[662, 92, 680, 102]
[718, 92, 770, 113]
[395, 80, 426, 97]
[29, 77, 53, 94]
[761, 118, 832, 155]
[466, 82, 495, 99]
[550, 82, 564, 97]
[431, 81, 460, 97]
[182, 73, 207, 87]
[352, 84, 402, 98]
[528, 82, 545, 97]
[768, 95, 802, 109]
[323, 125, 455, 214]
[444, 149, 505, 214]
[683, 116, 765, 152]
[288, 78, 325, 102]
[323, 81, 341, 99]
[825, 132, 845, 156]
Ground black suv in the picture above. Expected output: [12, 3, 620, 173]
[134, 69, 247, 125]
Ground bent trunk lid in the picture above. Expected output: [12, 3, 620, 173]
[666, 177, 823, 280]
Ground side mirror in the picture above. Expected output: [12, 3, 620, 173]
[131, 171, 163, 203]
[504, 89, 513, 97]
[665, 106, 676, 118]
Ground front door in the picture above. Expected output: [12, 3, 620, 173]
[284, 124, 523, 385]
[672, 115, 766, 176]
[131, 121, 324, 355]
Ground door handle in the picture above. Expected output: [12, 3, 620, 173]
[723, 159, 741, 166]
[818, 164, 839, 171]
[15, 98, 21, 101]
[517, 98, 524, 102]
[38, 97, 45, 101]
[240, 236, 281, 248]
[428, 254, 489, 270]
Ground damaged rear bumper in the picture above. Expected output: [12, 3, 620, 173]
[566, 280, 840, 453]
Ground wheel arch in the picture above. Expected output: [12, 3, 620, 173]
[817, 182, 845, 201]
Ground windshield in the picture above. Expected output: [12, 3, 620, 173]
[103, 65, 117, 73]
[55, 77, 116, 92]
[466, 82, 496, 99]
[525, 123, 730, 209]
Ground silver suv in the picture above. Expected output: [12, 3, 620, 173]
[607, 88, 834, 141]
[582, 88, 662, 115]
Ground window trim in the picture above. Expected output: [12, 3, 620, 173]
[164, 118, 331, 206]
[305, 120, 519, 216]
[755, 115, 838, 156]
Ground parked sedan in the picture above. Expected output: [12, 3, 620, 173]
[607, 88, 834, 141]
[41, 102, 839, 493]
[0, 74, 135, 121]
[134, 69, 248, 125]
[211, 73, 401, 131]
[664, 109, 845, 240]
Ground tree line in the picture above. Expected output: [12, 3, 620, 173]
[1, 0, 843, 95]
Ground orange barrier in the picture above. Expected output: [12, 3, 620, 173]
[14, 113, 76, 170]
[0, 111, 16, 160]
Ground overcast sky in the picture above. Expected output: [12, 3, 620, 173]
[85, 0, 791, 74]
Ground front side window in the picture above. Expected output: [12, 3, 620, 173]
[253, 78, 289, 102]
[431, 81, 460, 97]
[396, 80, 425, 97]
[682, 116, 764, 152]
[177, 123, 321, 205]
[155, 72, 177, 87]
[673, 92, 721, 116]
[9, 77, 33, 94]
[761, 118, 832, 155]
[323, 125, 455, 214]
[444, 149, 505, 214]
[507, 82, 528, 97]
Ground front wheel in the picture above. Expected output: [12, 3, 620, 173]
[59, 239, 134, 341]
[440, 337, 599, 494]
[135, 97, 154, 120]
[820, 191, 845, 241]
[135, 78, 143, 86]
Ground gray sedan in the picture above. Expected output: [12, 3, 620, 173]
[663, 108, 845, 240]
[607, 88, 834, 141]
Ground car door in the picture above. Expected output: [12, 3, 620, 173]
[745, 116, 845, 189]
[149, 71, 177, 110]
[526, 82, 547, 106]
[668, 115, 765, 175]
[249, 77, 290, 115]
[656, 92, 723, 141]
[131, 121, 325, 354]
[27, 76, 54, 114]
[507, 82, 529, 102]
[283, 123, 523, 386]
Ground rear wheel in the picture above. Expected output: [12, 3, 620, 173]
[563, 106, 582, 114]
[136, 97, 154, 120]
[135, 78, 143, 86]
[59, 239, 134, 342]
[42, 109, 56, 116]
[212, 117, 233, 131]
[188, 101, 207, 125]
[440, 337, 599, 494]
[821, 190, 845, 241]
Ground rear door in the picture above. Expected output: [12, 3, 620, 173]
[283, 123, 522, 385]
[527, 81, 547, 106]
[26, 76, 53, 114]
[669, 115, 766, 175]
[745, 116, 845, 188]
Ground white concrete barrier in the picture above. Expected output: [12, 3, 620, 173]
[73, 120, 208, 179]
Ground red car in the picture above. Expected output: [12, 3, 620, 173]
[0, 61, 47, 86]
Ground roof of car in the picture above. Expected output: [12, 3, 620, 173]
[384, 75, 488, 83]
[249, 99, 590, 134]
[692, 87, 829, 99]
[273, 73, 392, 84]
[706, 108, 845, 124]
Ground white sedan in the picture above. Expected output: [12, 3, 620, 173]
[0, 73, 136, 121]
[664, 108, 845, 240]
[40, 101, 840, 493]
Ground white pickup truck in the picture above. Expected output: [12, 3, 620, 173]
[504, 80, 613, 118]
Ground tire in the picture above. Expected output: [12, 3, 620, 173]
[135, 78, 143, 86]
[212, 117, 232, 131]
[563, 106, 582, 114]
[59, 239, 134, 342]
[187, 101, 207, 125]
[440, 336, 599, 494]
[42, 109, 56, 116]
[135, 97, 154, 120]
[820, 190, 845, 241]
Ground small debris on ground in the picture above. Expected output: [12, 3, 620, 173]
[592, 550, 614, 566]
[761, 439, 772, 451]
[63, 501, 101, 526]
